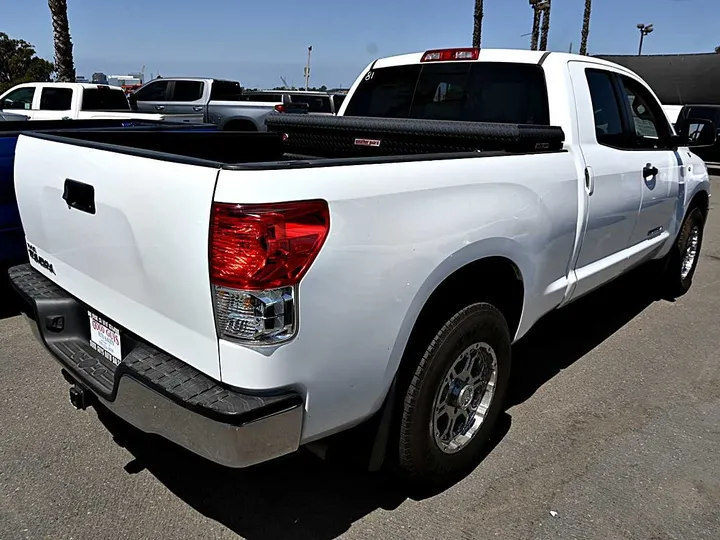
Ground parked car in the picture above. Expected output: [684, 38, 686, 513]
[128, 78, 307, 131]
[242, 90, 343, 115]
[0, 83, 204, 123]
[676, 104, 720, 164]
[0, 119, 217, 266]
[8, 47, 716, 488]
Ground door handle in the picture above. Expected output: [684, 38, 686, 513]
[192, 106, 203, 112]
[62, 179, 96, 215]
[155, 105, 165, 111]
[584, 166, 595, 196]
[643, 164, 659, 179]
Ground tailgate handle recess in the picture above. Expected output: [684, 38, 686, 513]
[62, 179, 96, 215]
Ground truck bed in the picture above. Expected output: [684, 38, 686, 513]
[20, 115, 566, 169]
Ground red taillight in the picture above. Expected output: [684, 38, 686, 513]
[421, 48, 480, 62]
[210, 200, 330, 290]
[274, 104, 286, 113]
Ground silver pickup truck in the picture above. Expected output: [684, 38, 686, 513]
[129, 77, 305, 130]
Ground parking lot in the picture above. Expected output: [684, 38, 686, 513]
[1, 175, 719, 540]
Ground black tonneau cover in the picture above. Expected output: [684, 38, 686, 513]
[266, 114, 565, 158]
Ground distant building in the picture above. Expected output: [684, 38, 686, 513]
[92, 72, 108, 84]
[76, 75, 89, 83]
[594, 52, 720, 105]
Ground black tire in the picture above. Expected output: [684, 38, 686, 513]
[396, 302, 511, 488]
[660, 207, 705, 299]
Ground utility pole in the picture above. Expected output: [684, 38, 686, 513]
[637, 23, 654, 55]
[304, 46, 312, 91]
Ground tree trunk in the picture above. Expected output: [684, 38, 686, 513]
[539, 0, 551, 52]
[579, 0, 592, 55]
[531, 6, 541, 50]
[48, 0, 75, 82]
[472, 0, 484, 49]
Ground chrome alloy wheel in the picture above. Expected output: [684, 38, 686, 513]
[681, 226, 700, 280]
[432, 342, 498, 454]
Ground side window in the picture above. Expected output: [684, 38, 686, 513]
[619, 75, 671, 149]
[1, 87, 36, 110]
[39, 88, 73, 110]
[134, 80, 169, 102]
[170, 81, 204, 102]
[585, 69, 627, 148]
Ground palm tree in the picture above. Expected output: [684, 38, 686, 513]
[539, 0, 552, 51]
[48, 0, 75, 82]
[472, 0, 484, 48]
[529, 1, 542, 50]
[579, 0, 592, 55]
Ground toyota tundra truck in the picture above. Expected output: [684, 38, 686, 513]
[8, 48, 716, 487]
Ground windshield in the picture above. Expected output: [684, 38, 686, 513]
[343, 62, 550, 125]
[81, 88, 130, 111]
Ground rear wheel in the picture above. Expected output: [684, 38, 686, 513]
[395, 303, 511, 488]
[660, 207, 705, 299]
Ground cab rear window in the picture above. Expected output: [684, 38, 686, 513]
[343, 62, 550, 125]
[82, 88, 130, 111]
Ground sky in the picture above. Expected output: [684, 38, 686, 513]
[3, 0, 719, 89]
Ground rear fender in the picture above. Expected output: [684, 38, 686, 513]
[376, 238, 533, 411]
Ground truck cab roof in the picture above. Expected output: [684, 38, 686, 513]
[371, 47, 640, 75]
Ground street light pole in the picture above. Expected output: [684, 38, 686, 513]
[304, 46, 312, 91]
[637, 23, 654, 55]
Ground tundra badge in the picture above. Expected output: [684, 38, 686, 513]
[27, 243, 56, 275]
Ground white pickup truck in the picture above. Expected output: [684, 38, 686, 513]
[8, 48, 716, 488]
[0, 82, 203, 123]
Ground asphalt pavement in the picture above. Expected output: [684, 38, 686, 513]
[1, 176, 719, 540]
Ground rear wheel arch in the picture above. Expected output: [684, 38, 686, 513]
[394, 256, 524, 391]
[364, 255, 527, 473]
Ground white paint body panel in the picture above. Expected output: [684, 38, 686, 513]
[14, 136, 223, 379]
[13, 50, 711, 443]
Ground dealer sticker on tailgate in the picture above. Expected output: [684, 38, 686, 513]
[88, 312, 122, 366]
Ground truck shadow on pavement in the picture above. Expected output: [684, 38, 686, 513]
[96, 265, 661, 540]
[508, 264, 661, 408]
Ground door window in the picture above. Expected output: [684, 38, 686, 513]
[585, 69, 627, 148]
[1, 87, 36, 110]
[39, 88, 73, 110]
[170, 81, 204, 102]
[618, 75, 672, 149]
[134, 80, 169, 101]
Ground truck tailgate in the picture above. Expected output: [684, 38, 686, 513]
[13, 135, 222, 379]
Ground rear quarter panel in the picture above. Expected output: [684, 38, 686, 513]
[214, 152, 580, 441]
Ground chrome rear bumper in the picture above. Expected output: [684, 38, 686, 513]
[10, 264, 303, 468]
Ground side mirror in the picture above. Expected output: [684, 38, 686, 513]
[675, 118, 718, 148]
[127, 93, 138, 110]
